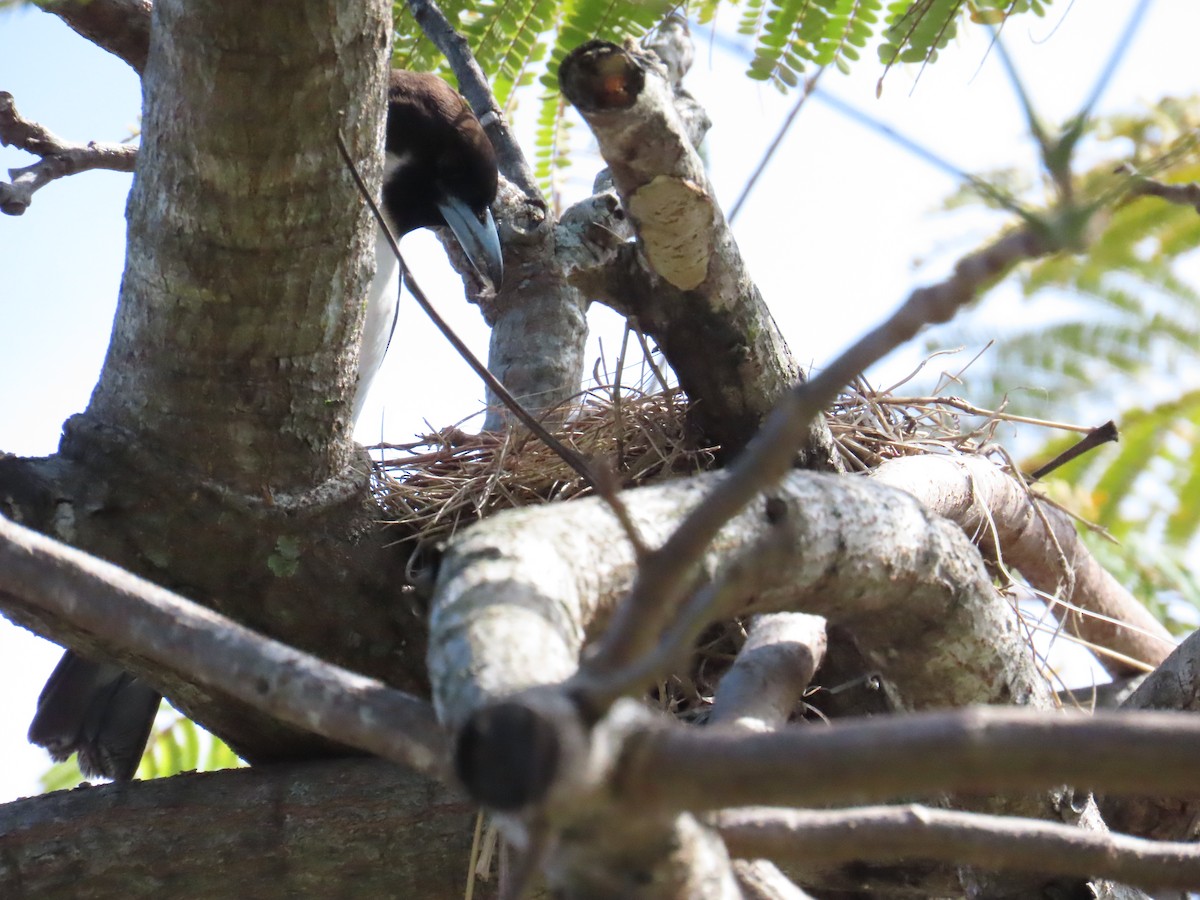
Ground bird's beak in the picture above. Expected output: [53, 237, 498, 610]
[437, 195, 504, 291]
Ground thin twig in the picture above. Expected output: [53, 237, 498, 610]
[879, 395, 1097, 434]
[1027, 420, 1118, 481]
[1118, 164, 1200, 214]
[628, 706, 1200, 812]
[728, 68, 823, 225]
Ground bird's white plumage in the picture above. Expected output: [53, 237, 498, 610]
[352, 151, 407, 422]
[353, 221, 401, 422]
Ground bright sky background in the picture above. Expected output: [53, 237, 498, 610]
[1, 1, 1197, 803]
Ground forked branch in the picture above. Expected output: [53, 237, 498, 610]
[0, 91, 136, 215]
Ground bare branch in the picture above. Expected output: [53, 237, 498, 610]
[582, 523, 800, 707]
[714, 804, 1200, 891]
[731, 860, 816, 900]
[0, 91, 136, 215]
[34, 0, 153, 74]
[1102, 628, 1200, 840]
[0, 512, 449, 779]
[870, 454, 1174, 673]
[559, 40, 835, 463]
[430, 468, 1050, 732]
[626, 706, 1200, 812]
[1027, 420, 1119, 480]
[1, 758, 475, 895]
[404, 2, 589, 431]
[708, 613, 827, 731]
[453, 697, 1200, 893]
[1116, 165, 1200, 213]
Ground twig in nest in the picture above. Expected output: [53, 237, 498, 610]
[1027, 420, 1118, 481]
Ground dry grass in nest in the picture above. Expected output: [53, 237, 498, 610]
[370, 367, 1023, 549]
[369, 385, 717, 551]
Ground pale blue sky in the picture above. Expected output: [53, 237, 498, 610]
[1, 1, 1197, 801]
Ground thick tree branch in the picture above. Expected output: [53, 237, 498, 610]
[454, 697, 1200, 896]
[0, 91, 136, 215]
[0, 0, 424, 767]
[559, 40, 836, 463]
[1102, 628, 1200, 840]
[35, 0, 152, 73]
[431, 469, 1050, 732]
[81, 0, 393, 491]
[708, 613, 827, 730]
[713, 804, 1200, 891]
[0, 759, 476, 896]
[400, 0, 587, 429]
[871, 454, 1174, 674]
[623, 706, 1200, 812]
[0, 512, 448, 779]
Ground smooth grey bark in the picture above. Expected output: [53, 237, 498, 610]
[479, 212, 590, 430]
[872, 454, 1174, 675]
[34, 0, 153, 74]
[1101, 629, 1200, 841]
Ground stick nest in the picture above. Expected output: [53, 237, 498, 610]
[370, 386, 717, 550]
[368, 371, 1027, 563]
[368, 372, 1095, 722]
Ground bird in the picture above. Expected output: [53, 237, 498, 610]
[354, 69, 503, 419]
[28, 70, 503, 781]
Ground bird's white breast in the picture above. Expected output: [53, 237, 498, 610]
[353, 223, 401, 422]
[352, 151, 409, 423]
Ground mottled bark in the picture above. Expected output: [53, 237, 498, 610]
[0, 0, 426, 766]
[0, 759, 476, 898]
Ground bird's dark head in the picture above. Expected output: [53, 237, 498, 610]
[382, 70, 503, 289]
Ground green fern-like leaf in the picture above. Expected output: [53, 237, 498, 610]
[815, 0, 883, 75]
[923, 95, 1200, 618]
[388, 0, 1045, 189]
[746, 0, 813, 90]
[463, 0, 559, 108]
[878, 0, 961, 69]
[135, 714, 245, 779]
[38, 756, 87, 794]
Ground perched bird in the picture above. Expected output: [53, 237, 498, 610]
[28, 71, 503, 781]
[354, 69, 503, 419]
